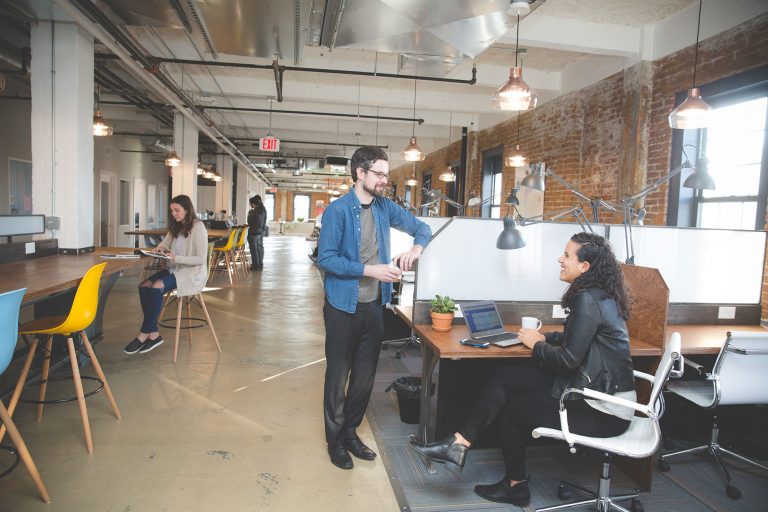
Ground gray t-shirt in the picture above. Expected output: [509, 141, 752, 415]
[357, 202, 380, 303]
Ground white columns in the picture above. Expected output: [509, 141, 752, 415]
[30, 21, 94, 250]
[171, 112, 198, 199]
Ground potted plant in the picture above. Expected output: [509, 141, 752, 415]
[430, 294, 457, 332]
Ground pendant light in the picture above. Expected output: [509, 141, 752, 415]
[439, 112, 456, 182]
[402, 80, 425, 161]
[406, 163, 418, 187]
[165, 150, 181, 168]
[668, 0, 712, 129]
[505, 113, 527, 167]
[92, 84, 113, 136]
[491, 15, 537, 111]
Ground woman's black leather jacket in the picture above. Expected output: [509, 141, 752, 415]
[532, 287, 635, 400]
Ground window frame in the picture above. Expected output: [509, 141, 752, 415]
[668, 65, 768, 230]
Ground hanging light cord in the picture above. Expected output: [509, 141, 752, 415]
[447, 111, 453, 162]
[515, 15, 520, 67]
[692, 0, 702, 88]
[411, 80, 417, 137]
[516, 112, 521, 145]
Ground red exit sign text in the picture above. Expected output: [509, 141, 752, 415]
[259, 137, 280, 152]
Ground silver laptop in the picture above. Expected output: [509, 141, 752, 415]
[461, 301, 521, 347]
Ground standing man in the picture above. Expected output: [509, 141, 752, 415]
[317, 146, 432, 469]
[247, 195, 267, 271]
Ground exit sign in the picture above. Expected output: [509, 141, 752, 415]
[259, 136, 280, 152]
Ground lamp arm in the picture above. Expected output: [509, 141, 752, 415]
[519, 204, 584, 224]
[546, 169, 592, 203]
[624, 161, 693, 205]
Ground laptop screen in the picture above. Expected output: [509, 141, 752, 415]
[463, 302, 504, 334]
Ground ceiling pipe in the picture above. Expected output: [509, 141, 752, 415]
[272, 58, 284, 102]
[101, 100, 423, 124]
[94, 53, 478, 86]
[59, 0, 271, 185]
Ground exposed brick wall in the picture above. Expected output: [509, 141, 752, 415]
[395, 13, 768, 320]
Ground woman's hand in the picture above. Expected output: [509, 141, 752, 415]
[518, 328, 545, 350]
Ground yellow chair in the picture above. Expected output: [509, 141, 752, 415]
[10, 263, 121, 454]
[159, 242, 222, 363]
[234, 225, 250, 276]
[211, 227, 241, 285]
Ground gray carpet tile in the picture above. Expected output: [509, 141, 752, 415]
[368, 346, 767, 512]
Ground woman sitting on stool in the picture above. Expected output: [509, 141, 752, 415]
[124, 194, 208, 355]
[409, 232, 635, 507]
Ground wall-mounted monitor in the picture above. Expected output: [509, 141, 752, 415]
[0, 214, 46, 237]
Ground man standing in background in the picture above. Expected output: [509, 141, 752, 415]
[247, 195, 267, 271]
[317, 146, 432, 469]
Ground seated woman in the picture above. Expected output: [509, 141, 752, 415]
[124, 194, 208, 355]
[410, 232, 635, 507]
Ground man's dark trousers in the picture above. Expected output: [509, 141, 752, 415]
[323, 299, 384, 444]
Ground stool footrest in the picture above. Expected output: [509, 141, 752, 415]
[20, 376, 104, 404]
[0, 445, 21, 479]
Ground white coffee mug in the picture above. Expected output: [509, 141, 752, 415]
[521, 316, 542, 330]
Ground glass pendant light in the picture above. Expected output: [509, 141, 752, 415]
[439, 112, 456, 182]
[165, 150, 181, 168]
[491, 15, 537, 111]
[669, 0, 712, 129]
[92, 84, 113, 136]
[406, 162, 418, 186]
[402, 80, 425, 161]
[505, 113, 527, 167]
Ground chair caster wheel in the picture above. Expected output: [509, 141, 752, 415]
[657, 459, 670, 472]
[726, 484, 742, 499]
[630, 498, 644, 512]
[557, 483, 572, 500]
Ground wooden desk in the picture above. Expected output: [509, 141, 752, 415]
[0, 247, 145, 304]
[125, 228, 231, 240]
[395, 305, 766, 487]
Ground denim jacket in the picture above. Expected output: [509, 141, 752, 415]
[317, 192, 432, 313]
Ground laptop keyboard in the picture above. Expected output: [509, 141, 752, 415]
[476, 332, 518, 343]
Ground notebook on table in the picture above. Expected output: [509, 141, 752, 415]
[461, 301, 521, 347]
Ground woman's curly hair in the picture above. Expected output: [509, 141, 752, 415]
[561, 232, 632, 320]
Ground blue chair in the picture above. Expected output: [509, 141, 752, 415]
[0, 288, 50, 502]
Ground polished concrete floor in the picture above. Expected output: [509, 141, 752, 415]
[1, 236, 400, 511]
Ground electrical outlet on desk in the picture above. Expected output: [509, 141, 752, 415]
[552, 305, 568, 319]
[718, 306, 736, 320]
[25, 242, 35, 254]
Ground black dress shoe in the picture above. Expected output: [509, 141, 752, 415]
[474, 478, 530, 506]
[343, 436, 377, 460]
[408, 434, 467, 473]
[328, 442, 353, 469]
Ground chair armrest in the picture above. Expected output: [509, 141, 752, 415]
[728, 346, 768, 356]
[633, 370, 654, 382]
[683, 358, 709, 377]
[580, 388, 648, 415]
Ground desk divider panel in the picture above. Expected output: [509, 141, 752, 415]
[621, 264, 669, 350]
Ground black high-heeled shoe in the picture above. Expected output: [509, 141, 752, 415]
[408, 434, 468, 473]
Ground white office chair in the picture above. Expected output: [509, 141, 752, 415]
[531, 333, 683, 512]
[658, 330, 768, 500]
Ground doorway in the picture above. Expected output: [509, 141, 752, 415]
[98, 171, 117, 247]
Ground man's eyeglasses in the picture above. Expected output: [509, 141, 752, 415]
[366, 170, 390, 181]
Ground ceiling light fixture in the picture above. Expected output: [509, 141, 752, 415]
[491, 15, 537, 111]
[402, 80, 425, 161]
[668, 0, 712, 129]
[165, 150, 181, 168]
[505, 113, 527, 167]
[507, 0, 531, 17]
[406, 163, 419, 187]
[92, 84, 113, 137]
[439, 112, 456, 182]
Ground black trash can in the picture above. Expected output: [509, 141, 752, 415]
[387, 376, 433, 424]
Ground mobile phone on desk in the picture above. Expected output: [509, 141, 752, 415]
[459, 339, 490, 348]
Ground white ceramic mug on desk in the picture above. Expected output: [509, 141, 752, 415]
[521, 316, 542, 330]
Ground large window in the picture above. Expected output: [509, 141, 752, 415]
[697, 97, 766, 229]
[670, 67, 768, 230]
[481, 147, 504, 218]
[264, 192, 275, 221]
[293, 194, 310, 221]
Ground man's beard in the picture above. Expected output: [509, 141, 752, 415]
[363, 181, 384, 197]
